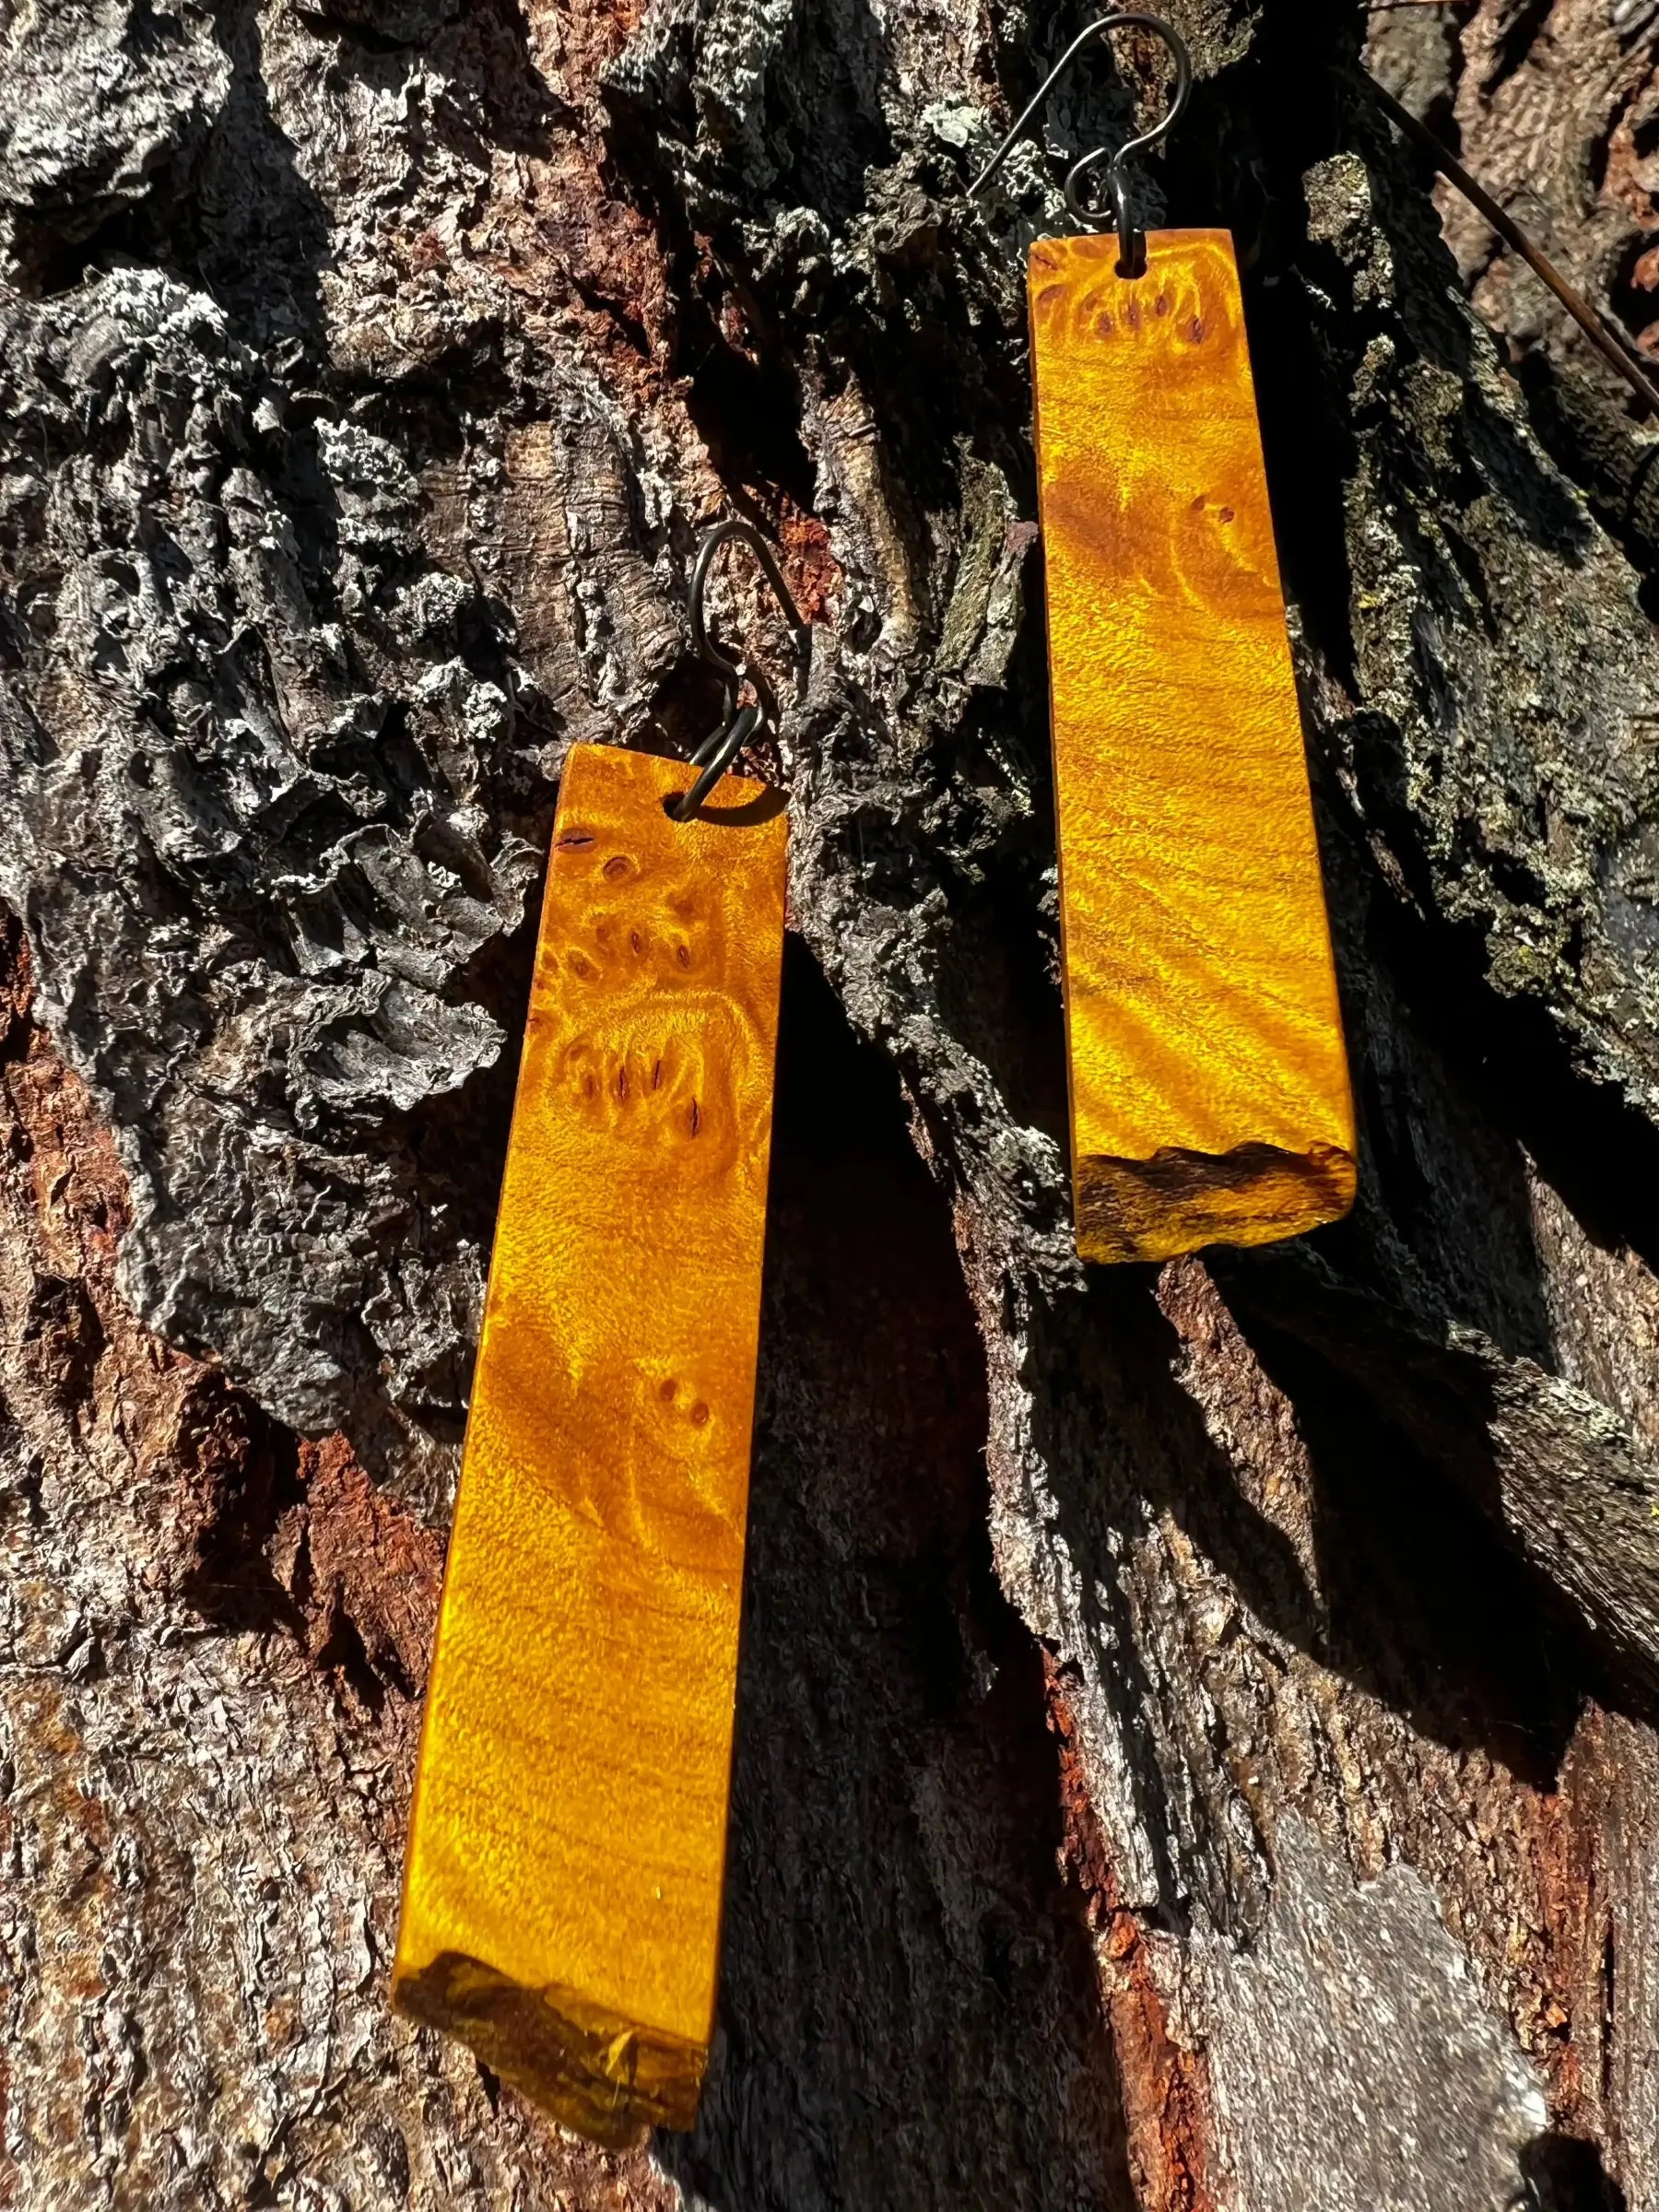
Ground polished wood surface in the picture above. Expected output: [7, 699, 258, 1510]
[393, 743, 787, 2144]
[1029, 229, 1355, 1264]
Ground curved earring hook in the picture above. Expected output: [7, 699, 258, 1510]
[967, 12, 1192, 276]
[668, 519, 808, 823]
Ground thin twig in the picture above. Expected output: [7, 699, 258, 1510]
[1363, 68, 1659, 417]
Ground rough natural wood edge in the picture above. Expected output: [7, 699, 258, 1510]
[1075, 1139, 1359, 1265]
[392, 1950, 703, 2147]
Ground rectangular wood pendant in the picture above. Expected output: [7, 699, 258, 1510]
[393, 743, 787, 2145]
[1029, 229, 1356, 1265]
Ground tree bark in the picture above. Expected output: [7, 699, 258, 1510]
[4, 0, 1659, 2206]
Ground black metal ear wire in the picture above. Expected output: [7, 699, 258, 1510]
[968, 12, 1193, 277]
[668, 520, 808, 823]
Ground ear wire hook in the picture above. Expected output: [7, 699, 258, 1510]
[667, 519, 808, 823]
[968, 13, 1193, 277]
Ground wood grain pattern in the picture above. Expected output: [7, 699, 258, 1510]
[393, 744, 787, 2145]
[1030, 229, 1356, 1264]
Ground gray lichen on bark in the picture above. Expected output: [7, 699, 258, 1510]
[0, 4, 565, 1466]
[0, 265, 540, 1461]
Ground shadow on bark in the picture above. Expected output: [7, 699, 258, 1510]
[1524, 2130, 1630, 2212]
[663, 943, 1136, 2211]
[1373, 875, 1659, 1286]
[1235, 1308, 1588, 1784]
[1022, 1255, 1583, 1939]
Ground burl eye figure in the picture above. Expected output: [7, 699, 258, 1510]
[548, 841, 763, 1185]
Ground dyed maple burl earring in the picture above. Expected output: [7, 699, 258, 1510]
[1030, 227, 1355, 1263]
[393, 741, 786, 2143]
[973, 11, 1355, 1265]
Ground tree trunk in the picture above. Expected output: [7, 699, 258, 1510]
[4, 0, 1659, 2204]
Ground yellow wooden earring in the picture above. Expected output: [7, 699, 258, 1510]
[393, 524, 800, 2144]
[973, 14, 1356, 1265]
